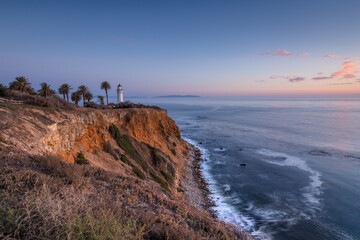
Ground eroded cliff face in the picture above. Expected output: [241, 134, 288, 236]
[0, 104, 188, 193]
[0, 102, 254, 240]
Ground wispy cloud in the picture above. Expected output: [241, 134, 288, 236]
[331, 61, 358, 78]
[269, 75, 305, 82]
[343, 74, 356, 79]
[256, 80, 266, 82]
[327, 82, 354, 85]
[269, 75, 291, 79]
[312, 76, 332, 80]
[312, 61, 359, 81]
[324, 54, 360, 60]
[259, 49, 310, 57]
[289, 77, 305, 82]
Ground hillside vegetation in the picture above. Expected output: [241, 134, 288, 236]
[0, 101, 251, 240]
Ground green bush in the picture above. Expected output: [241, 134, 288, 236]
[132, 166, 145, 179]
[74, 152, 89, 165]
[151, 173, 170, 192]
[120, 155, 131, 165]
[109, 124, 149, 171]
[151, 149, 165, 167]
[161, 170, 174, 185]
[109, 124, 134, 156]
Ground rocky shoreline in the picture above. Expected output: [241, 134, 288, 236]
[182, 143, 217, 217]
[182, 142, 255, 240]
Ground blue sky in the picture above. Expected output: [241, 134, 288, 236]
[1, 0, 360, 97]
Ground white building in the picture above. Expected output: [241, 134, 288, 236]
[117, 84, 123, 103]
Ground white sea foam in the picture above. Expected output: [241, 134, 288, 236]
[214, 147, 227, 152]
[256, 149, 323, 208]
[223, 184, 231, 191]
[183, 137, 264, 238]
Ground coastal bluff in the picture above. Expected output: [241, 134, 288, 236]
[0, 106, 187, 177]
[0, 102, 251, 240]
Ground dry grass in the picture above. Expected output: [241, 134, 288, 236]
[0, 153, 250, 240]
[4, 90, 76, 110]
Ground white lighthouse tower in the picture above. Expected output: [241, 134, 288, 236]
[117, 84, 123, 103]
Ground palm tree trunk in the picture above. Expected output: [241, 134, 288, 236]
[63, 93, 66, 99]
[83, 94, 85, 106]
[105, 89, 108, 105]
[66, 93, 69, 102]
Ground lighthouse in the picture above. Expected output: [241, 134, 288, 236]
[117, 84, 123, 103]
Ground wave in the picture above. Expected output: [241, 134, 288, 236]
[183, 137, 272, 240]
[256, 149, 323, 208]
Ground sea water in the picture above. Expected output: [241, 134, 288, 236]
[128, 97, 360, 240]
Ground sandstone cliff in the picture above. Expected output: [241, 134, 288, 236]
[0, 102, 251, 239]
[0, 104, 189, 193]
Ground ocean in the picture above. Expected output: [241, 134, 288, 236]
[128, 97, 360, 240]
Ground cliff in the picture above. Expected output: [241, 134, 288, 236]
[0, 102, 251, 239]
[0, 105, 188, 191]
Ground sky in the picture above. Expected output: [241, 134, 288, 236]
[1, 0, 360, 97]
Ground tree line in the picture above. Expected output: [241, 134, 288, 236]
[0, 76, 112, 107]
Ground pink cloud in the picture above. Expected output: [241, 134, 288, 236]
[343, 74, 356, 79]
[259, 49, 310, 57]
[324, 54, 360, 60]
[331, 61, 358, 78]
[297, 52, 311, 57]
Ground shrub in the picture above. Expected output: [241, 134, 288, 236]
[109, 124, 149, 171]
[132, 166, 145, 179]
[161, 170, 174, 185]
[0, 134, 6, 144]
[167, 163, 176, 177]
[103, 141, 118, 160]
[0, 84, 9, 97]
[120, 155, 131, 165]
[151, 148, 165, 167]
[114, 101, 162, 110]
[4, 90, 76, 109]
[109, 124, 134, 155]
[74, 152, 89, 165]
[0, 153, 250, 240]
[171, 149, 176, 156]
[151, 173, 170, 192]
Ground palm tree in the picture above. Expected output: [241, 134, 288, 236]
[58, 84, 71, 101]
[84, 91, 93, 103]
[9, 76, 32, 93]
[97, 96, 104, 105]
[100, 81, 111, 105]
[71, 91, 81, 106]
[77, 85, 88, 107]
[38, 82, 55, 98]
